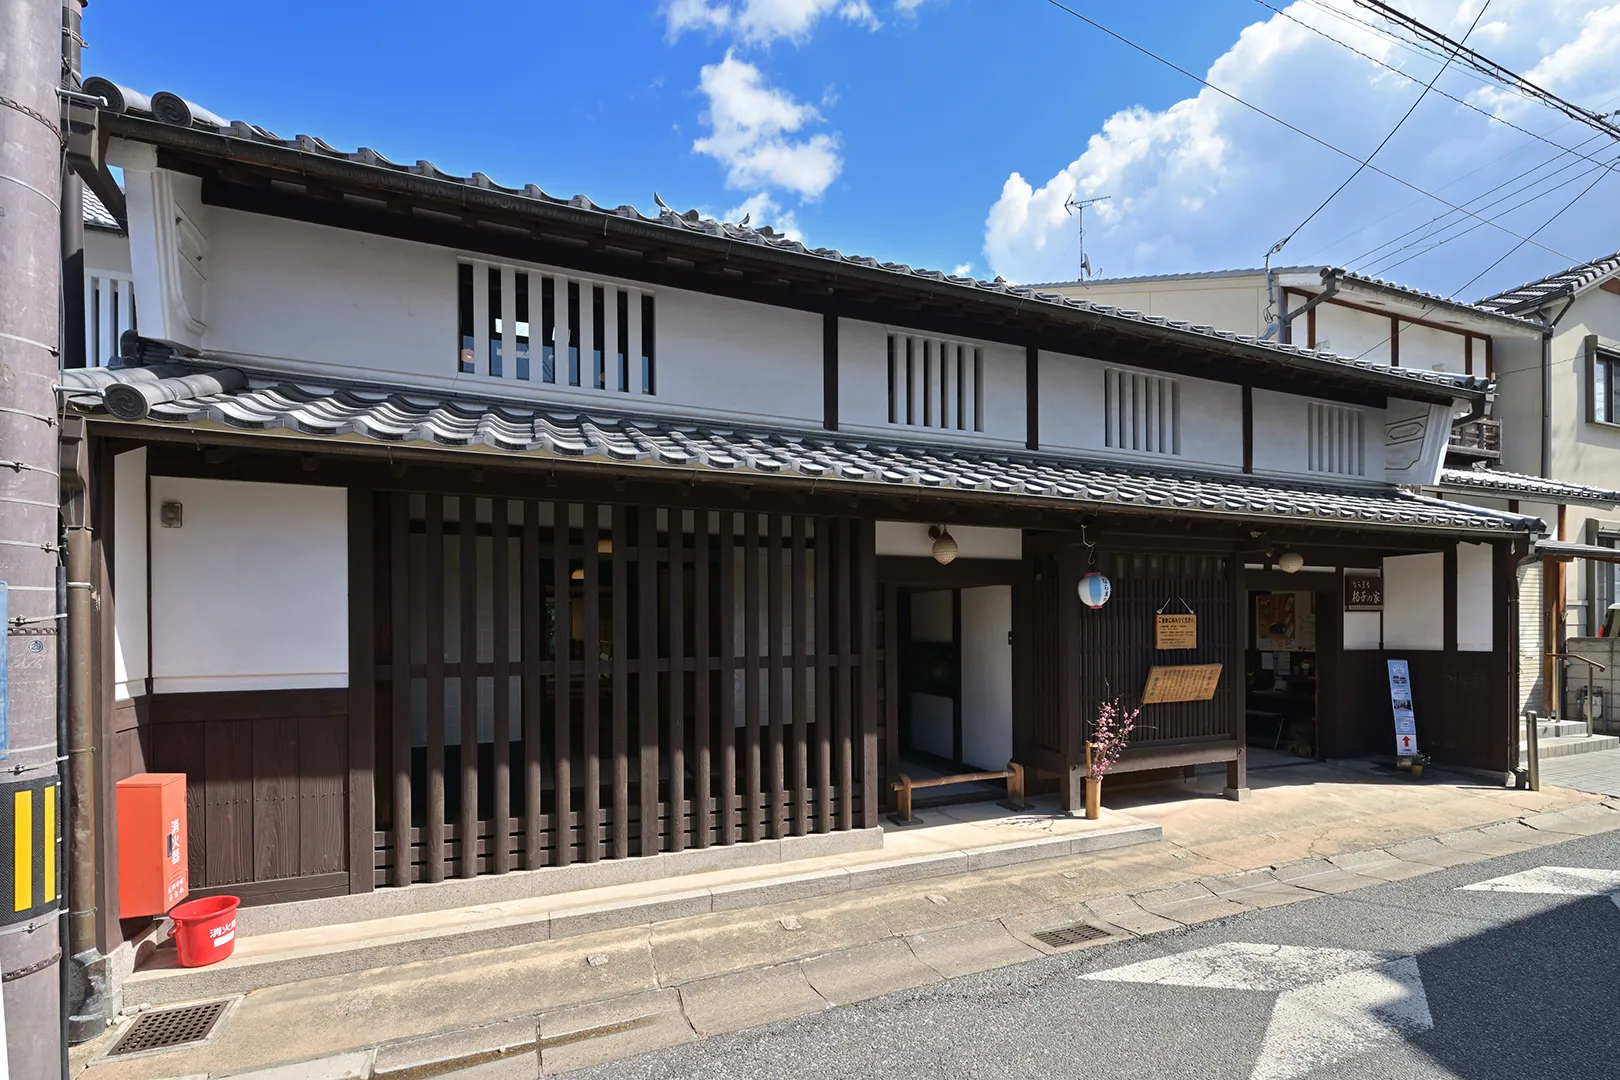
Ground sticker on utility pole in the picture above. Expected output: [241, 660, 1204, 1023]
[1388, 658, 1417, 757]
[0, 582, 8, 760]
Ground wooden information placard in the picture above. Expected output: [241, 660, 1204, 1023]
[1345, 570, 1383, 611]
[1141, 664, 1223, 703]
[1155, 614, 1197, 650]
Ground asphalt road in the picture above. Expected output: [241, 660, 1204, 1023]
[580, 829, 1620, 1080]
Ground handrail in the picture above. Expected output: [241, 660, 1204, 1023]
[1549, 652, 1607, 672]
[890, 762, 1026, 824]
[1549, 653, 1608, 736]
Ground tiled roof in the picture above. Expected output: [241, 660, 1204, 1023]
[1475, 252, 1620, 315]
[82, 188, 118, 230]
[59, 361, 1541, 537]
[1435, 467, 1620, 508]
[1330, 269, 1541, 328]
[81, 79, 1489, 399]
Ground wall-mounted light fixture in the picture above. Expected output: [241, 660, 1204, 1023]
[928, 526, 959, 565]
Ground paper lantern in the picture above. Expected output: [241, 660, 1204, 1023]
[1277, 552, 1305, 574]
[928, 526, 959, 565]
[1078, 572, 1112, 608]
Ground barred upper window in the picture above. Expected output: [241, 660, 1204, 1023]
[1307, 402, 1366, 476]
[1103, 368, 1180, 455]
[886, 333, 984, 432]
[457, 261, 654, 395]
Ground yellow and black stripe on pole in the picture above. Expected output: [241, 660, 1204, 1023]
[0, 776, 62, 925]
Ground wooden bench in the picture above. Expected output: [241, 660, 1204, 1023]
[890, 762, 1026, 825]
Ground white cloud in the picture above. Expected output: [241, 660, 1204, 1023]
[664, 0, 882, 45]
[953, 262, 973, 276]
[727, 192, 804, 240]
[982, 1, 1620, 297]
[693, 52, 843, 199]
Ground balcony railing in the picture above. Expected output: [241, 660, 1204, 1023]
[1448, 416, 1501, 459]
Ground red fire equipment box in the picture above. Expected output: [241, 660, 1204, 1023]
[116, 773, 188, 917]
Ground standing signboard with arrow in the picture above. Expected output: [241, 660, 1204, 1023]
[1388, 659, 1417, 758]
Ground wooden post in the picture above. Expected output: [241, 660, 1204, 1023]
[388, 494, 412, 886]
[1226, 553, 1247, 799]
[458, 495, 479, 878]
[491, 497, 511, 874]
[424, 496, 446, 883]
[346, 487, 376, 894]
[1057, 546, 1082, 813]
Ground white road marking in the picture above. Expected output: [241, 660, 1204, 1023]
[1460, 866, 1620, 903]
[1082, 943, 1432, 1080]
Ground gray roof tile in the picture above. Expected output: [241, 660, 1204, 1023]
[1476, 251, 1620, 314]
[1435, 466, 1620, 507]
[60, 362, 1540, 536]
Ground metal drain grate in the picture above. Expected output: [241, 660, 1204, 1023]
[109, 999, 230, 1056]
[1032, 922, 1111, 948]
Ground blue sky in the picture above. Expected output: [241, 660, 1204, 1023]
[86, 1, 1620, 301]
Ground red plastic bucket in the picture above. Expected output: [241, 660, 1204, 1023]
[168, 895, 240, 967]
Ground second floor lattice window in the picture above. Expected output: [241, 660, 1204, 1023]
[457, 261, 654, 395]
[886, 333, 984, 432]
[1104, 368, 1180, 455]
[1308, 402, 1366, 476]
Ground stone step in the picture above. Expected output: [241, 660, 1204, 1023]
[1520, 733, 1620, 759]
[1536, 719, 1594, 739]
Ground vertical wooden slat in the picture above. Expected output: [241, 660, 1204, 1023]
[523, 501, 545, 869]
[694, 516, 712, 848]
[582, 507, 603, 863]
[743, 514, 762, 842]
[814, 517, 833, 833]
[638, 507, 660, 855]
[791, 516, 809, 836]
[425, 496, 446, 882]
[719, 513, 738, 845]
[834, 517, 854, 831]
[767, 513, 785, 838]
[459, 495, 479, 877]
[668, 510, 686, 853]
[253, 718, 300, 881]
[857, 519, 879, 829]
[347, 489, 376, 892]
[491, 497, 511, 873]
[388, 494, 411, 886]
[551, 500, 572, 868]
[1057, 547, 1081, 813]
[611, 504, 631, 858]
[883, 584, 899, 812]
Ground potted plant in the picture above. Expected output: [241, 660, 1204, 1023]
[1410, 752, 1431, 779]
[1085, 696, 1140, 820]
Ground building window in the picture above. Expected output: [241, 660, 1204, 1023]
[1594, 529, 1620, 635]
[1592, 348, 1618, 424]
[885, 332, 983, 432]
[1103, 368, 1180, 455]
[1307, 402, 1366, 477]
[86, 271, 138, 367]
[456, 260, 653, 395]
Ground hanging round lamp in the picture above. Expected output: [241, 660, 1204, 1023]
[928, 526, 959, 565]
[1277, 552, 1305, 574]
[1078, 571, 1112, 608]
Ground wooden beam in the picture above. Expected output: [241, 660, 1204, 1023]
[612, 504, 631, 858]
[582, 505, 603, 862]
[1026, 344, 1040, 451]
[638, 506, 660, 855]
[490, 497, 511, 874]
[458, 495, 478, 879]
[823, 312, 838, 432]
[668, 508, 686, 853]
[424, 496, 446, 882]
[1241, 385, 1254, 475]
[387, 493, 411, 887]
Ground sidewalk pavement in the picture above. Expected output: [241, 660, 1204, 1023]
[70, 761, 1612, 1080]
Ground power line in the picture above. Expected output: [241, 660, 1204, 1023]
[1452, 160, 1619, 299]
[1036, 0, 1577, 263]
[1349, 0, 1620, 142]
[1249, 0, 1609, 172]
[1269, 0, 1492, 257]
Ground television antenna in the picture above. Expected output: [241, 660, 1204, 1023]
[1064, 194, 1110, 280]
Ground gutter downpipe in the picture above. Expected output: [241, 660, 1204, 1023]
[1542, 292, 1576, 480]
[1277, 273, 1339, 345]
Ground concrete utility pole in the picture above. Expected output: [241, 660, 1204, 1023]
[0, 0, 67, 1076]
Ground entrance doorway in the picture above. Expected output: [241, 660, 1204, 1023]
[1243, 583, 1338, 764]
[896, 586, 1014, 804]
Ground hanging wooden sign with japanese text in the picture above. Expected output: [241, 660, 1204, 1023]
[1155, 614, 1198, 650]
[1345, 570, 1383, 611]
[1142, 664, 1223, 704]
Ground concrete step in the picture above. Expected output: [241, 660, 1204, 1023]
[1520, 733, 1620, 759]
[122, 805, 1161, 1009]
[1536, 719, 1594, 739]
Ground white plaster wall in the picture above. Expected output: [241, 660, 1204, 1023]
[1382, 552, 1444, 650]
[149, 477, 348, 692]
[199, 206, 825, 426]
[1251, 389, 1385, 481]
[86, 229, 132, 275]
[1456, 542, 1494, 652]
[113, 448, 148, 700]
[1038, 350, 1245, 468]
[1313, 304, 1392, 364]
[909, 590, 954, 761]
[837, 318, 1025, 442]
[1047, 277, 1269, 336]
[959, 586, 1012, 772]
[875, 522, 1021, 560]
[1399, 323, 1468, 374]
